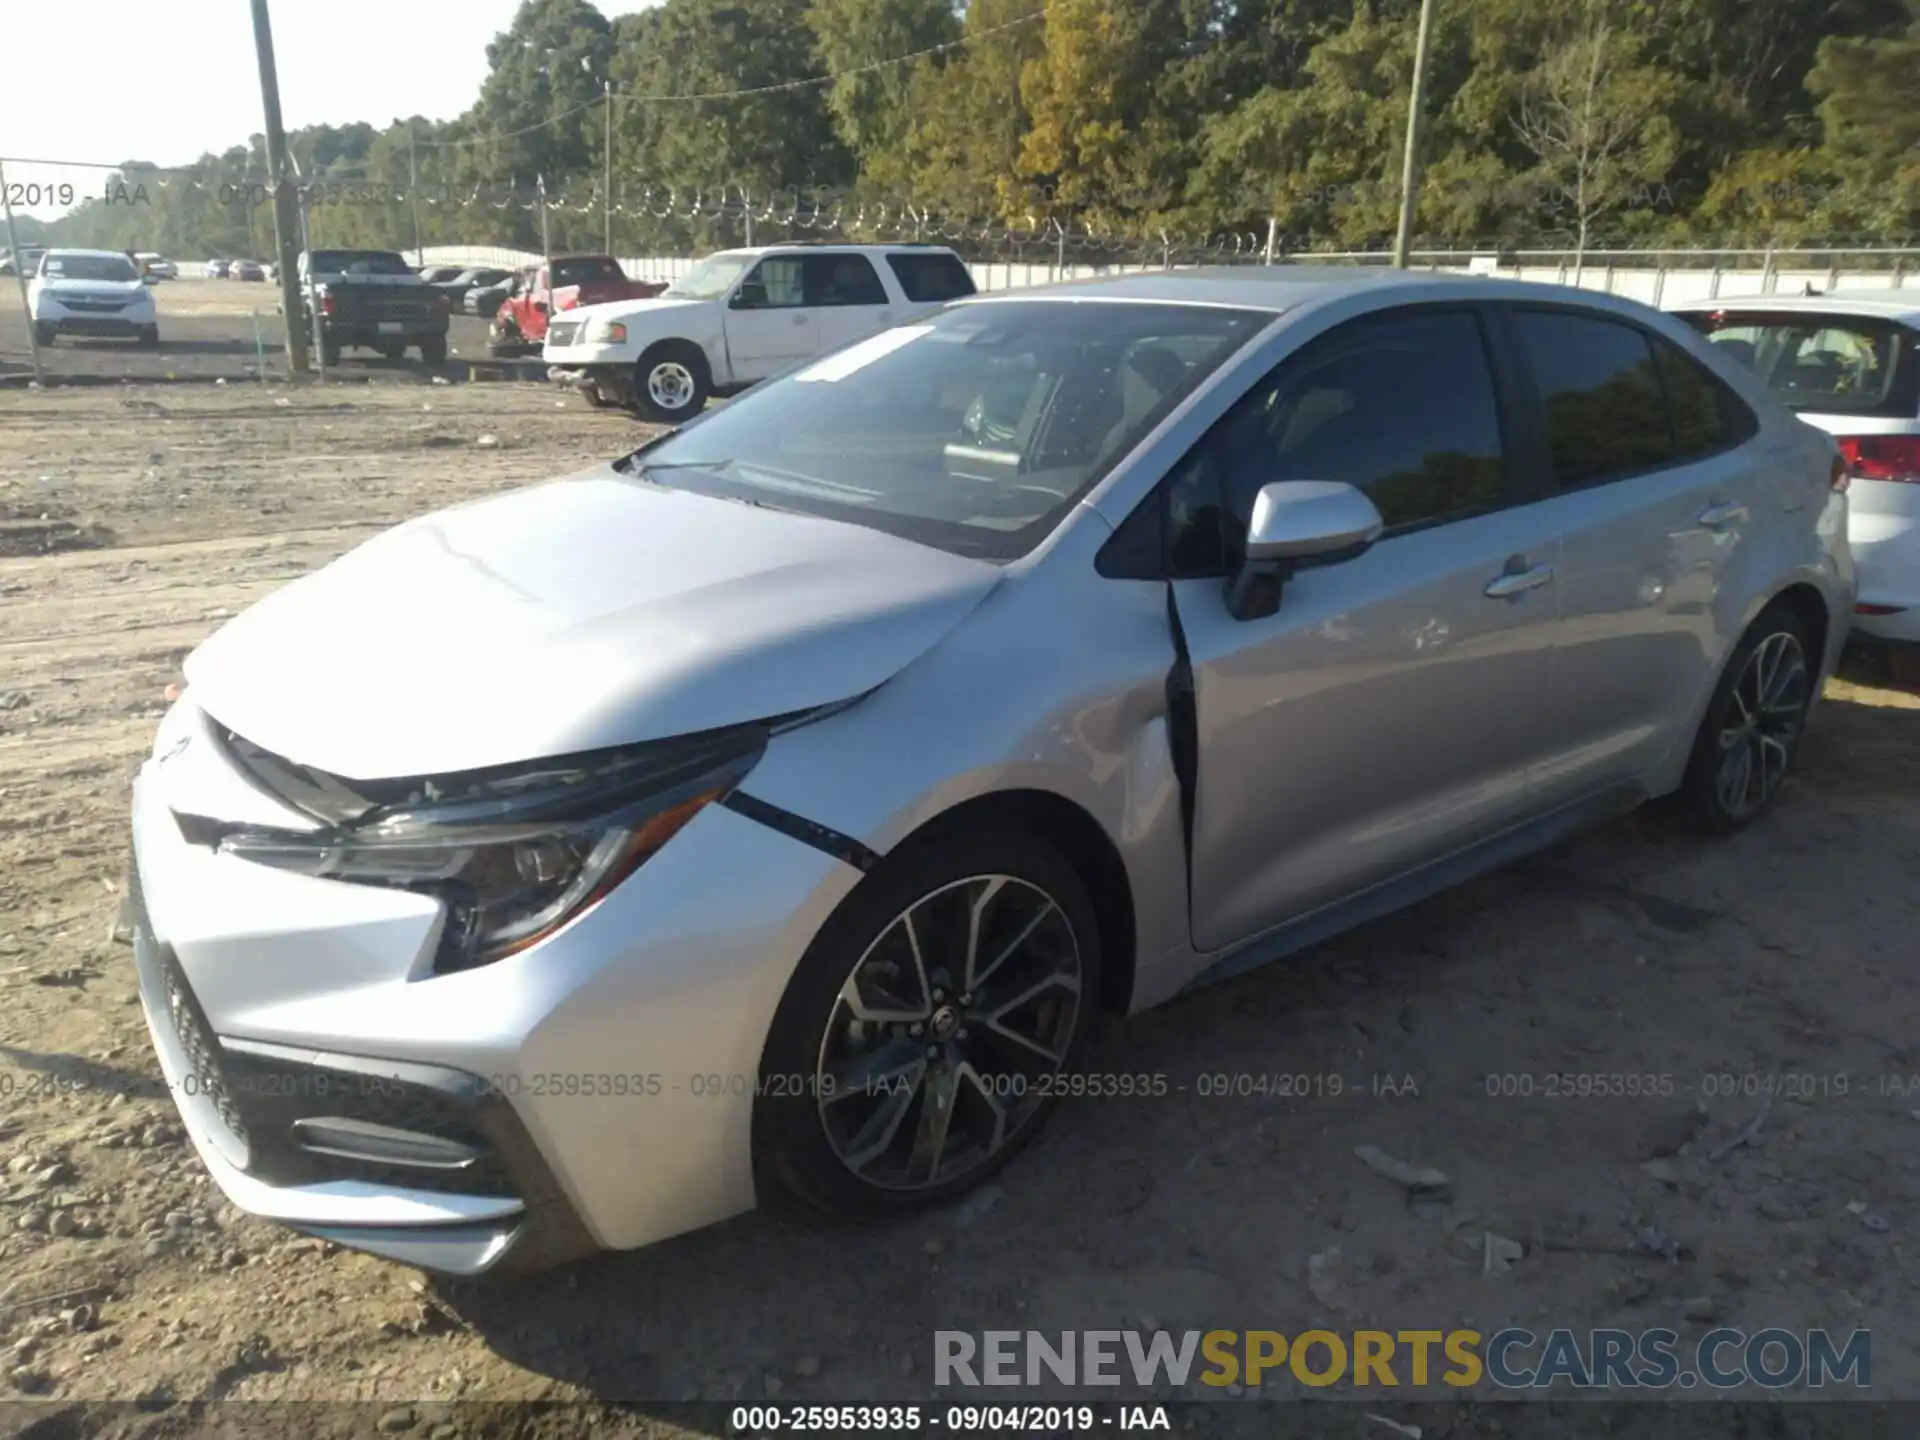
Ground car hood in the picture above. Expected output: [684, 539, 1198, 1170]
[34, 277, 148, 300]
[567, 295, 709, 328]
[183, 464, 1001, 781]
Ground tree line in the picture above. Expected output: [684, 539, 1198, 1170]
[39, 0, 1920, 261]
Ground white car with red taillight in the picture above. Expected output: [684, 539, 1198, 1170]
[1672, 292, 1920, 646]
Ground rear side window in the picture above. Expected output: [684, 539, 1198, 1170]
[804, 254, 888, 306]
[1652, 336, 1759, 457]
[1677, 310, 1920, 419]
[886, 252, 977, 303]
[1511, 310, 1671, 488]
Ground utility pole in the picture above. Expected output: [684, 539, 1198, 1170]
[408, 129, 425, 265]
[603, 81, 614, 254]
[1391, 0, 1438, 270]
[0, 161, 45, 387]
[537, 174, 552, 260]
[249, 0, 310, 373]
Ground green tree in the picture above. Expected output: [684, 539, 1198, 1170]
[807, 0, 959, 173]
[1510, 5, 1680, 260]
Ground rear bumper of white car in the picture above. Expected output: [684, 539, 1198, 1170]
[1850, 499, 1920, 644]
[128, 697, 857, 1276]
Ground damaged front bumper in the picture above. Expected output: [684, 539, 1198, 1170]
[122, 855, 596, 1277]
[123, 695, 864, 1274]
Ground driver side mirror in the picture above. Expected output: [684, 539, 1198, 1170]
[1225, 480, 1384, 621]
[730, 281, 767, 310]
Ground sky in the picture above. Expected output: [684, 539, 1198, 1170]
[0, 0, 657, 220]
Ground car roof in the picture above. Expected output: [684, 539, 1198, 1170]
[954, 265, 1483, 314]
[724, 242, 962, 258]
[1667, 289, 1920, 323]
[42, 248, 137, 261]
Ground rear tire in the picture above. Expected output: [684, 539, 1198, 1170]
[632, 342, 710, 424]
[1675, 602, 1817, 834]
[753, 823, 1102, 1221]
[487, 319, 520, 358]
[419, 335, 448, 365]
[320, 337, 342, 368]
[33, 323, 54, 348]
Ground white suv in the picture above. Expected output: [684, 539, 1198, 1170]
[30, 248, 160, 348]
[1671, 292, 1920, 650]
[543, 243, 977, 421]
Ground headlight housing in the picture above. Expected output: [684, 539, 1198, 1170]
[201, 725, 767, 972]
[585, 317, 628, 345]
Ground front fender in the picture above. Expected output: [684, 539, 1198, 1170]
[735, 515, 1194, 1014]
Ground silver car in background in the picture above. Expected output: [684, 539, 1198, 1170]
[127, 269, 1851, 1277]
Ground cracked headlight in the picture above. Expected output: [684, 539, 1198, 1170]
[210, 726, 766, 971]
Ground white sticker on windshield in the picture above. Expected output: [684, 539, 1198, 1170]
[792, 325, 933, 383]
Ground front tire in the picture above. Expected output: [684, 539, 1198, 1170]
[137, 326, 160, 349]
[1675, 602, 1817, 833]
[754, 824, 1102, 1221]
[33, 323, 54, 348]
[632, 341, 710, 424]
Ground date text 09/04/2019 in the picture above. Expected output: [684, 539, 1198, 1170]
[730, 1406, 1166, 1433]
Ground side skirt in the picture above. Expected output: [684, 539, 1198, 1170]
[1178, 784, 1645, 996]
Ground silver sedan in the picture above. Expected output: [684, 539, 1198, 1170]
[126, 269, 1852, 1276]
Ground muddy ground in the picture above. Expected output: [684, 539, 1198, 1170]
[1, 382, 1919, 1437]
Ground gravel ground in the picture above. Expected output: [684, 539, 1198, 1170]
[2, 382, 1919, 1436]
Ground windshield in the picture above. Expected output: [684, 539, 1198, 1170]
[42, 253, 138, 282]
[1681, 310, 1919, 417]
[665, 253, 753, 301]
[621, 300, 1269, 561]
[306, 250, 412, 277]
[554, 256, 624, 286]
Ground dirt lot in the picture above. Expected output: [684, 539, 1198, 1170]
[0, 278, 510, 383]
[1, 381, 1919, 1435]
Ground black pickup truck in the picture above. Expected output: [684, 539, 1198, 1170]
[297, 249, 451, 365]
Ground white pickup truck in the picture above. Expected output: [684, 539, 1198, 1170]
[542, 243, 977, 422]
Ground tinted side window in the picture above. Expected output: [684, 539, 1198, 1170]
[887, 253, 977, 303]
[805, 254, 889, 306]
[1163, 310, 1506, 571]
[1653, 335, 1758, 457]
[1512, 310, 1672, 487]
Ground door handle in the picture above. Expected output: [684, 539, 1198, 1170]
[1484, 563, 1556, 599]
[1697, 500, 1748, 529]
[793, 313, 809, 326]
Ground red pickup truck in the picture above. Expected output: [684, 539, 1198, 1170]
[488, 254, 666, 355]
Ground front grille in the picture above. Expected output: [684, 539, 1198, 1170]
[60, 297, 128, 313]
[156, 947, 251, 1148]
[546, 320, 581, 348]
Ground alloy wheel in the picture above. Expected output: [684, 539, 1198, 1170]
[815, 875, 1082, 1192]
[647, 361, 696, 412]
[1715, 629, 1810, 819]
